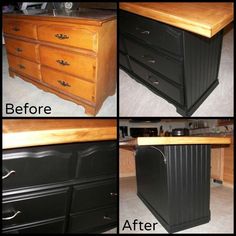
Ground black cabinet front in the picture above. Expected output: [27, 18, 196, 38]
[119, 10, 223, 116]
[2, 141, 117, 233]
[135, 145, 211, 233]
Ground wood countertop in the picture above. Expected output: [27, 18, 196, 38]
[120, 137, 231, 148]
[119, 2, 234, 38]
[3, 119, 117, 149]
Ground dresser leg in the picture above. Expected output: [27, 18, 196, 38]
[9, 69, 15, 78]
[84, 106, 96, 116]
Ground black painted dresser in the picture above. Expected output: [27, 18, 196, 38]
[2, 119, 117, 233]
[119, 3, 233, 116]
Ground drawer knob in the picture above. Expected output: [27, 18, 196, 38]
[2, 170, 16, 180]
[2, 211, 21, 220]
[142, 55, 156, 64]
[103, 216, 112, 220]
[55, 34, 69, 40]
[18, 64, 25, 69]
[16, 48, 23, 52]
[56, 60, 70, 66]
[57, 80, 71, 87]
[110, 192, 117, 196]
[12, 27, 20, 32]
[147, 59, 156, 64]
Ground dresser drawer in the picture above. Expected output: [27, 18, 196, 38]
[120, 10, 183, 56]
[75, 141, 117, 181]
[3, 219, 65, 234]
[2, 187, 68, 229]
[125, 37, 183, 85]
[69, 206, 117, 233]
[41, 67, 95, 102]
[3, 20, 37, 39]
[119, 52, 130, 70]
[5, 37, 39, 62]
[71, 180, 117, 213]
[119, 35, 126, 53]
[7, 54, 41, 80]
[39, 46, 96, 81]
[130, 59, 183, 105]
[2, 144, 77, 191]
[38, 24, 98, 51]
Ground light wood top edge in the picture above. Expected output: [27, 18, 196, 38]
[3, 119, 117, 149]
[119, 2, 234, 38]
[137, 137, 231, 145]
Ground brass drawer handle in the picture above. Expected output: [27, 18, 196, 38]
[110, 192, 117, 196]
[12, 27, 20, 32]
[16, 48, 23, 52]
[2, 170, 16, 180]
[3, 211, 21, 220]
[58, 80, 71, 87]
[56, 60, 70, 66]
[103, 216, 112, 220]
[18, 64, 25, 69]
[55, 34, 69, 40]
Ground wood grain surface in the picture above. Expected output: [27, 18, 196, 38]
[3, 119, 117, 149]
[119, 2, 234, 37]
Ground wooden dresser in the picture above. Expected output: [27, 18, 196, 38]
[2, 119, 117, 233]
[3, 10, 117, 116]
[119, 3, 233, 116]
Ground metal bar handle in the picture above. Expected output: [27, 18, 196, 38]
[2, 170, 16, 180]
[103, 216, 112, 220]
[2, 211, 21, 220]
[110, 192, 117, 196]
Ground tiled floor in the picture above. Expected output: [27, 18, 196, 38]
[119, 177, 233, 234]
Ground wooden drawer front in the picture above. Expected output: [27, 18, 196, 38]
[75, 141, 117, 181]
[119, 52, 130, 70]
[2, 188, 68, 229]
[7, 54, 41, 80]
[119, 35, 126, 53]
[39, 46, 96, 81]
[41, 67, 95, 102]
[125, 37, 183, 85]
[3, 219, 65, 234]
[120, 10, 183, 56]
[4, 20, 37, 39]
[69, 206, 117, 233]
[71, 180, 117, 213]
[130, 59, 183, 105]
[38, 24, 97, 51]
[5, 37, 39, 62]
[3, 144, 77, 191]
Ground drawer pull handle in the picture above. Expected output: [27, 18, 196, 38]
[57, 80, 71, 87]
[16, 48, 23, 52]
[147, 59, 156, 64]
[3, 211, 21, 220]
[153, 81, 159, 85]
[56, 60, 70, 66]
[2, 170, 16, 180]
[142, 55, 156, 64]
[12, 27, 20, 32]
[135, 27, 150, 35]
[103, 216, 112, 220]
[18, 64, 25, 69]
[55, 34, 69, 40]
[110, 192, 117, 196]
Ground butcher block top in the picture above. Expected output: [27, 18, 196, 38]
[119, 2, 234, 37]
[120, 137, 231, 148]
[3, 9, 116, 26]
[3, 119, 116, 149]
